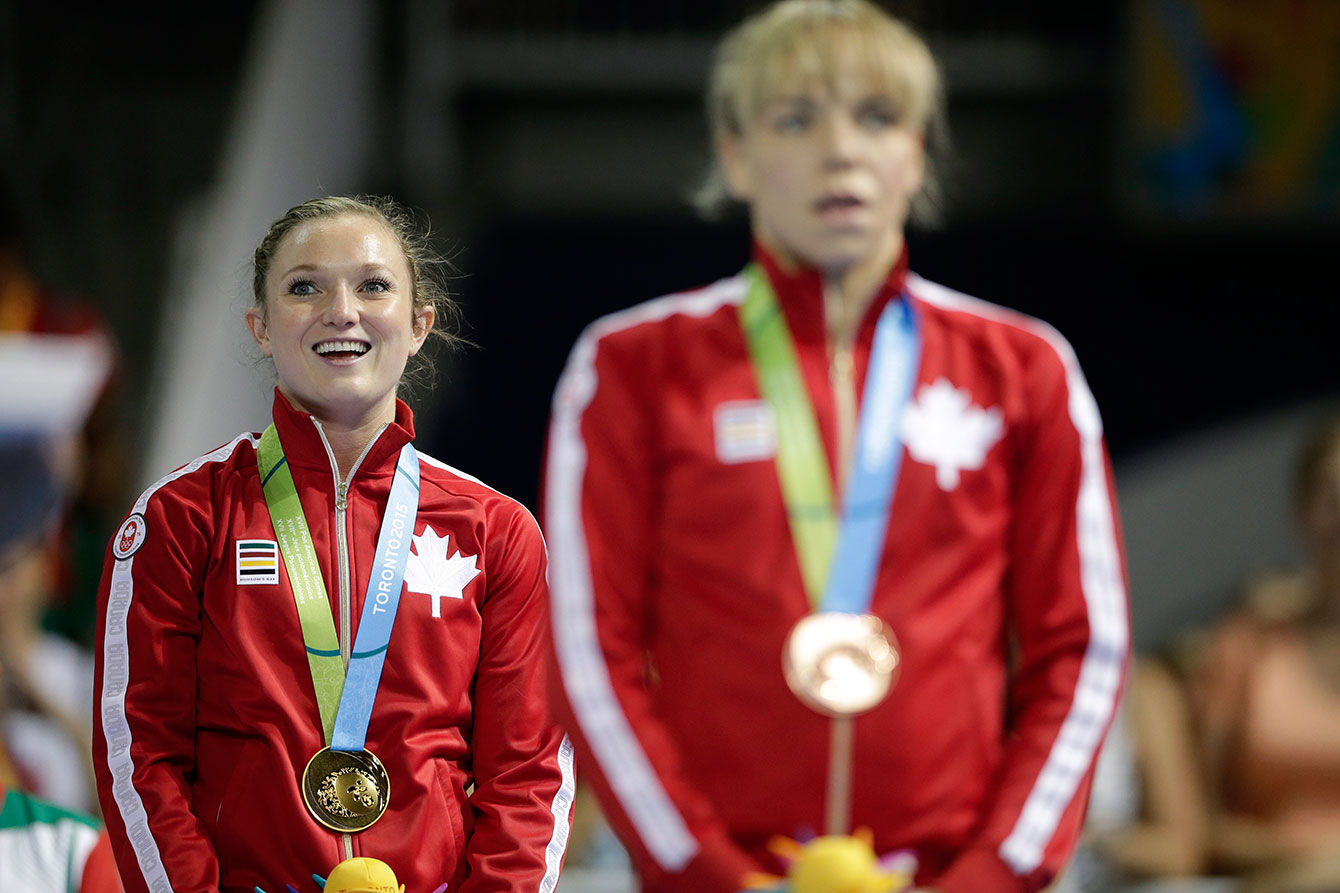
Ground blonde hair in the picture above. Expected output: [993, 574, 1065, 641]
[693, 0, 947, 225]
[252, 195, 463, 396]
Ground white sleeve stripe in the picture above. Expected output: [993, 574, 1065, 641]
[545, 279, 744, 872]
[415, 451, 495, 490]
[910, 275, 1130, 875]
[538, 735, 577, 893]
[100, 432, 259, 893]
[415, 452, 549, 551]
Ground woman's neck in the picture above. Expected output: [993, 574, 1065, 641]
[766, 230, 903, 349]
[821, 258, 891, 350]
[281, 389, 396, 480]
[319, 418, 389, 480]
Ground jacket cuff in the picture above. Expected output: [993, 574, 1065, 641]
[930, 848, 1031, 893]
[675, 833, 764, 893]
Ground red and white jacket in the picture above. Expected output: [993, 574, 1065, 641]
[93, 392, 574, 893]
[543, 245, 1129, 893]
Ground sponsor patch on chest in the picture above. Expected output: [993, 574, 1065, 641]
[236, 539, 279, 585]
[713, 399, 777, 464]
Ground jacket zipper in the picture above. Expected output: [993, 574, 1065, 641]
[310, 418, 388, 860]
[830, 344, 856, 491]
[824, 284, 858, 491]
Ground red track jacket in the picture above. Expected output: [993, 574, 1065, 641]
[543, 246, 1129, 892]
[93, 392, 574, 893]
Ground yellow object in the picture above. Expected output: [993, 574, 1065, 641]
[784, 832, 909, 893]
[323, 857, 405, 893]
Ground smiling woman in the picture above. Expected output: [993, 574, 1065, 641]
[248, 198, 457, 437]
[92, 195, 575, 893]
[245, 199, 447, 475]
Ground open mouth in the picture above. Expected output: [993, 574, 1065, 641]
[815, 194, 864, 213]
[313, 340, 370, 360]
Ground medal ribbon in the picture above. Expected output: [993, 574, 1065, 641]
[330, 444, 419, 752]
[739, 264, 920, 613]
[258, 425, 420, 750]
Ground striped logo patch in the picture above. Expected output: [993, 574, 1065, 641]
[714, 400, 776, 464]
[236, 539, 279, 585]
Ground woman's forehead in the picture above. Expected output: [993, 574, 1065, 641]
[267, 214, 409, 280]
[749, 30, 926, 110]
[285, 212, 392, 244]
[761, 65, 885, 100]
[275, 214, 400, 261]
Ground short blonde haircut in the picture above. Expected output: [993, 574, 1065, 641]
[693, 0, 947, 225]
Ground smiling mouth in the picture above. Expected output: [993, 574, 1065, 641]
[313, 340, 370, 359]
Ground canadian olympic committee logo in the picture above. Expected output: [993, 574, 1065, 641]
[113, 513, 148, 560]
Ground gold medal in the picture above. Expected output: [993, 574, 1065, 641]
[783, 613, 900, 717]
[301, 747, 390, 833]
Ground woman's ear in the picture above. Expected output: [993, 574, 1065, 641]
[244, 306, 272, 356]
[717, 133, 754, 202]
[408, 305, 436, 357]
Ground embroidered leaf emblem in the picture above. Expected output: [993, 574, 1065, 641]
[902, 378, 1003, 490]
[404, 526, 480, 617]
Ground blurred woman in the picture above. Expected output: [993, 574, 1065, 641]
[542, 2, 1129, 891]
[1194, 417, 1340, 892]
[93, 196, 573, 893]
[1056, 654, 1212, 891]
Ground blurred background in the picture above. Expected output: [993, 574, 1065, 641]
[8, 0, 1340, 654]
[4, 0, 1340, 762]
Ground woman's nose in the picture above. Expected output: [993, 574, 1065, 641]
[819, 114, 858, 169]
[323, 284, 358, 325]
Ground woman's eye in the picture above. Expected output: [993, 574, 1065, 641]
[857, 105, 899, 129]
[363, 278, 392, 294]
[287, 279, 317, 296]
[774, 112, 810, 133]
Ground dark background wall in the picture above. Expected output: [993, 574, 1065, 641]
[4, 0, 1338, 548]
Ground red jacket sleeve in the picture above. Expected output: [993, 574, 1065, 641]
[92, 469, 222, 893]
[542, 322, 763, 893]
[462, 505, 576, 891]
[932, 332, 1130, 892]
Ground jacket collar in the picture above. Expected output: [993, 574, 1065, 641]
[269, 388, 416, 476]
[750, 240, 909, 347]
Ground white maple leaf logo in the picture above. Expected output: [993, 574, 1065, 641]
[404, 525, 481, 618]
[902, 378, 1003, 490]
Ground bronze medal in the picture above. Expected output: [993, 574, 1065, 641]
[783, 613, 900, 717]
[301, 746, 390, 833]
